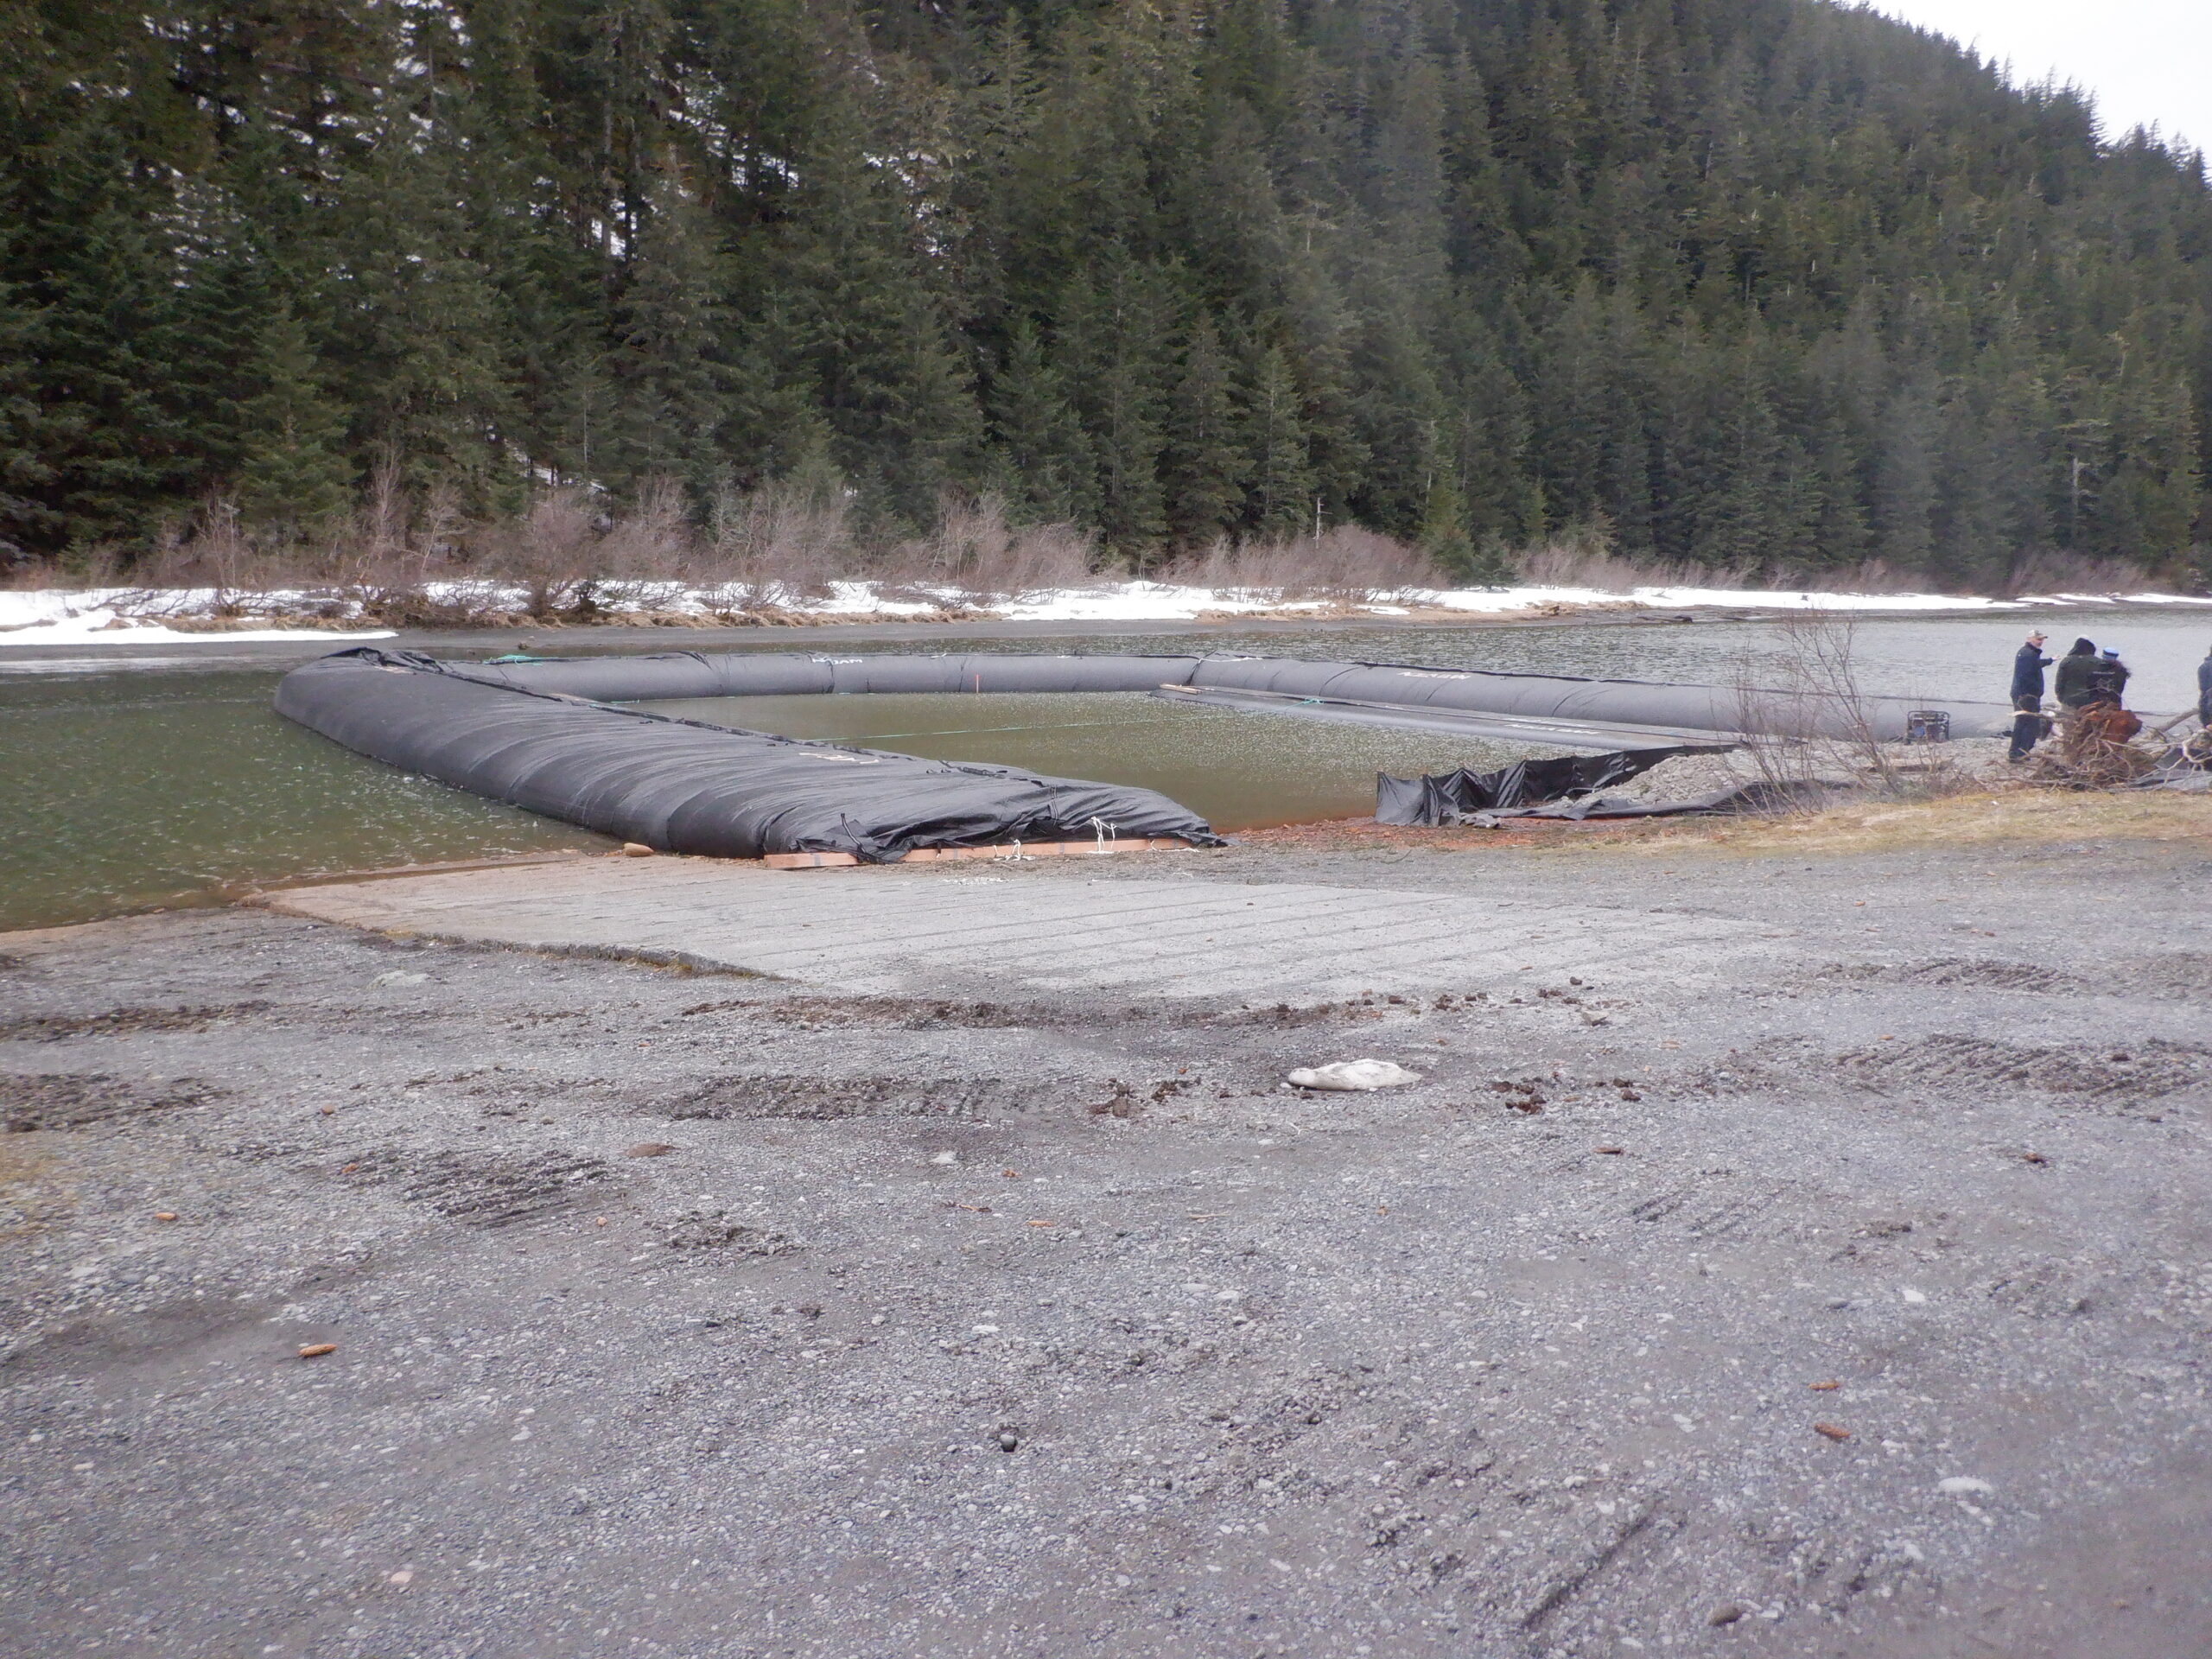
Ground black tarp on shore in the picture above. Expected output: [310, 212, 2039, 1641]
[1374, 748, 1712, 824]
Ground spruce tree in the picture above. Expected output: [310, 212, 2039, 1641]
[988, 316, 1096, 524]
[10, 114, 195, 550]
[1246, 345, 1314, 539]
[0, 234, 54, 558]
[327, 79, 519, 506]
[606, 173, 725, 495]
[1163, 313, 1247, 548]
[1063, 263, 1170, 563]
[1418, 460, 1478, 579]
[235, 302, 354, 536]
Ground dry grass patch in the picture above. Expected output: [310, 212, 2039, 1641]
[1648, 786, 2210, 857]
[1235, 786, 2207, 861]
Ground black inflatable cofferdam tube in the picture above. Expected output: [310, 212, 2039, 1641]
[461, 649, 2008, 741]
[461, 651, 1207, 699]
[1184, 658, 2012, 741]
[273, 649, 1224, 861]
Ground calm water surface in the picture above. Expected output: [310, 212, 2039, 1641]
[5, 608, 2205, 931]
[633, 691, 1535, 835]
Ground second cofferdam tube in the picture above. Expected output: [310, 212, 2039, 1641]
[456, 649, 2012, 741]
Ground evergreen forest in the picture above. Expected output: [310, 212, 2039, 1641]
[5, 0, 2211, 588]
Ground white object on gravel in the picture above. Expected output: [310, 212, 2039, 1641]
[1936, 1476, 1995, 1497]
[1287, 1059, 1422, 1091]
[371, 970, 428, 987]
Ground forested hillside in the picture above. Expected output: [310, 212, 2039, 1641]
[4, 0, 2209, 587]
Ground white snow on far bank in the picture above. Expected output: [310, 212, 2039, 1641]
[1387, 583, 2020, 614]
[990, 580, 2212, 620]
[0, 589, 394, 646]
[992, 582, 1332, 620]
[2, 577, 2208, 647]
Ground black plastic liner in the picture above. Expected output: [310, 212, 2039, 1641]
[1376, 748, 1707, 825]
[273, 649, 1224, 861]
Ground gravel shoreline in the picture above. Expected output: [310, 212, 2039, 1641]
[3, 830, 2209, 1657]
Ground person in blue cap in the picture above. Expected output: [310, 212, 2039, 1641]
[2007, 628, 2051, 760]
[2086, 646, 2131, 708]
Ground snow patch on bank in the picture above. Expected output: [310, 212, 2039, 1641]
[3, 577, 2207, 647]
[0, 589, 396, 646]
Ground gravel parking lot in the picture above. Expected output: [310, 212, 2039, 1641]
[3, 828, 2208, 1658]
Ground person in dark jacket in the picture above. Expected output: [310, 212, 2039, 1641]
[2053, 638, 2101, 709]
[2086, 648, 2131, 707]
[2007, 629, 2051, 760]
[2198, 645, 2211, 728]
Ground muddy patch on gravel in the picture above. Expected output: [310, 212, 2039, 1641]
[0, 1003, 272, 1042]
[330, 1146, 614, 1227]
[1986, 1258, 2097, 1319]
[1666, 1040, 1823, 1096]
[2126, 952, 2212, 1001]
[1837, 1034, 2209, 1109]
[1820, 951, 2212, 1001]
[1626, 1174, 1800, 1242]
[660, 1210, 798, 1255]
[1823, 957, 2082, 994]
[680, 995, 1038, 1031]
[1, 1073, 227, 1132]
[658, 1075, 1055, 1122]
[671, 989, 1500, 1033]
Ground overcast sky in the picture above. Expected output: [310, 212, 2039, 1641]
[1862, 0, 2210, 154]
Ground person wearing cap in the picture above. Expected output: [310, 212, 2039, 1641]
[2008, 629, 2052, 760]
[2086, 647, 2131, 708]
[2053, 638, 2101, 709]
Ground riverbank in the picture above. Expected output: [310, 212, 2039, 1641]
[3, 820, 2207, 1657]
[6, 576, 2209, 651]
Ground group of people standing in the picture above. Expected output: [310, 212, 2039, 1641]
[2006, 630, 2212, 761]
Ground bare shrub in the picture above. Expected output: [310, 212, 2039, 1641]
[1166, 524, 1442, 599]
[128, 499, 255, 600]
[700, 474, 857, 601]
[1722, 612, 1994, 809]
[893, 495, 1096, 598]
[594, 479, 694, 576]
[1999, 548, 2157, 598]
[1510, 523, 1994, 598]
[985, 518, 1098, 596]
[1513, 520, 1789, 594]
[341, 458, 435, 590]
[477, 489, 603, 618]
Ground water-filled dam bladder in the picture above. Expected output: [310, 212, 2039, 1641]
[272, 649, 1224, 861]
[274, 647, 2011, 860]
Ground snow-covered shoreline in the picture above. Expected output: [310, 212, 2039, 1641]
[3, 577, 2207, 648]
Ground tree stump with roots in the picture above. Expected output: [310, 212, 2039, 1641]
[2029, 703, 2155, 787]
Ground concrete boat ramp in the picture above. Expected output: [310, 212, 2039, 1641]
[260, 851, 1779, 1001]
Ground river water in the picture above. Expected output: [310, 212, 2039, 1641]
[4, 607, 2204, 932]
